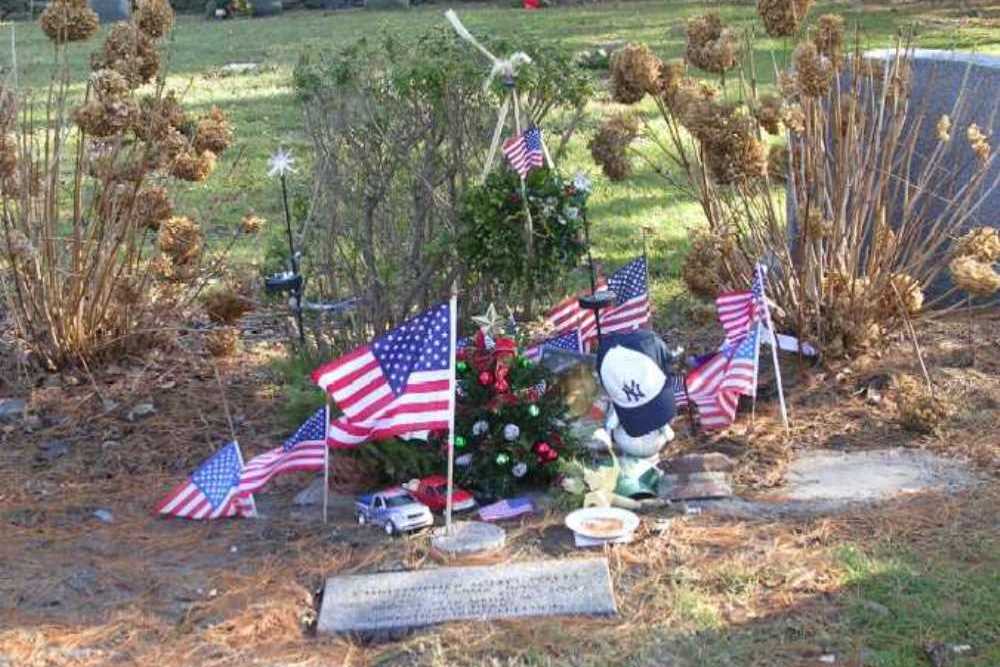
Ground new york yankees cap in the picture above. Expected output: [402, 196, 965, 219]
[597, 341, 674, 438]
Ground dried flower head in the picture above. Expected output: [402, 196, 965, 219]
[657, 59, 687, 107]
[90, 69, 130, 102]
[134, 187, 173, 231]
[158, 216, 202, 266]
[134, 0, 175, 40]
[241, 213, 265, 234]
[883, 273, 924, 316]
[134, 92, 188, 143]
[949, 255, 1000, 296]
[757, 0, 814, 38]
[589, 113, 640, 181]
[689, 301, 717, 326]
[754, 94, 783, 135]
[193, 107, 233, 155]
[92, 24, 160, 88]
[681, 229, 733, 299]
[895, 374, 952, 434]
[793, 41, 833, 97]
[681, 101, 767, 184]
[685, 12, 739, 74]
[205, 327, 239, 357]
[204, 288, 253, 325]
[953, 227, 1000, 263]
[610, 44, 662, 104]
[813, 14, 845, 67]
[936, 115, 952, 143]
[0, 133, 17, 180]
[74, 99, 137, 138]
[169, 149, 217, 182]
[39, 0, 99, 44]
[780, 103, 806, 134]
[966, 124, 991, 164]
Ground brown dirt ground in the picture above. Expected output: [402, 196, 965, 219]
[0, 308, 997, 666]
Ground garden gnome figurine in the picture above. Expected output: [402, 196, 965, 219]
[596, 331, 676, 459]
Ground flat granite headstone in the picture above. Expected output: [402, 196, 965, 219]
[431, 521, 506, 555]
[317, 558, 617, 635]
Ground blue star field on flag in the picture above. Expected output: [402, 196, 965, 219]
[608, 257, 647, 305]
[372, 303, 451, 395]
[283, 407, 327, 452]
[190, 442, 243, 510]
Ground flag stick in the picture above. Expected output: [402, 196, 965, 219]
[758, 266, 790, 431]
[212, 362, 238, 444]
[323, 398, 331, 524]
[444, 287, 459, 535]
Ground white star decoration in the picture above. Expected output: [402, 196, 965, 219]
[471, 303, 504, 336]
[267, 148, 297, 178]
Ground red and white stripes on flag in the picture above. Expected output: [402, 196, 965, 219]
[543, 280, 607, 340]
[580, 257, 651, 346]
[312, 302, 454, 449]
[238, 442, 327, 495]
[684, 324, 761, 430]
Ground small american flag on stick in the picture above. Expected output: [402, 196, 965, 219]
[502, 127, 545, 178]
[716, 266, 766, 344]
[238, 407, 328, 496]
[156, 441, 256, 520]
[524, 329, 583, 362]
[580, 257, 651, 346]
[685, 324, 761, 430]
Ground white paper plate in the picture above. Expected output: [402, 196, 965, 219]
[565, 507, 640, 540]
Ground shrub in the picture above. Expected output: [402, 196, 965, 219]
[592, 11, 998, 357]
[0, 0, 236, 369]
[294, 27, 591, 346]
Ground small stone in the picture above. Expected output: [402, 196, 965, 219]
[37, 440, 71, 462]
[0, 398, 26, 423]
[24, 415, 43, 430]
[127, 403, 156, 421]
[102, 399, 119, 413]
[229, 545, 238, 553]
[93, 509, 114, 524]
[818, 656, 836, 664]
[293, 477, 327, 506]
[101, 440, 121, 451]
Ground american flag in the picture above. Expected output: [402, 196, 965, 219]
[237, 407, 328, 495]
[685, 324, 761, 430]
[479, 497, 534, 522]
[502, 126, 545, 178]
[156, 442, 256, 520]
[580, 257, 651, 345]
[716, 266, 766, 344]
[312, 302, 453, 448]
[524, 329, 583, 362]
[542, 279, 608, 341]
[669, 373, 690, 408]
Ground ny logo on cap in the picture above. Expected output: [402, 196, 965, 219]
[622, 380, 645, 403]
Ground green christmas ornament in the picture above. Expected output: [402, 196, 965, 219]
[519, 357, 533, 368]
[454, 436, 467, 449]
[456, 361, 469, 373]
[527, 404, 541, 418]
[495, 452, 510, 466]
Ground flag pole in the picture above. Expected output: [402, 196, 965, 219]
[758, 265, 790, 431]
[323, 398, 331, 524]
[445, 285, 459, 535]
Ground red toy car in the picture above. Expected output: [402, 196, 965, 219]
[406, 475, 477, 513]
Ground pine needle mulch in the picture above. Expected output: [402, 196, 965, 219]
[1, 314, 998, 666]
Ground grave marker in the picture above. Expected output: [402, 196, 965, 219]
[317, 558, 616, 635]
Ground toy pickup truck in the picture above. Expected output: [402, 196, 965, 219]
[355, 488, 434, 536]
[406, 475, 477, 513]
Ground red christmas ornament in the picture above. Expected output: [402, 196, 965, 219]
[533, 441, 552, 456]
[545, 449, 559, 463]
[495, 379, 510, 394]
[494, 364, 511, 394]
[478, 371, 494, 386]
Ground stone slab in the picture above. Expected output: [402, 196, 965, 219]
[317, 558, 616, 635]
[0, 398, 26, 423]
[430, 521, 505, 555]
[659, 471, 732, 500]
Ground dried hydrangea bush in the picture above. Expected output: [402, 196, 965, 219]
[592, 8, 998, 357]
[0, 0, 246, 369]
